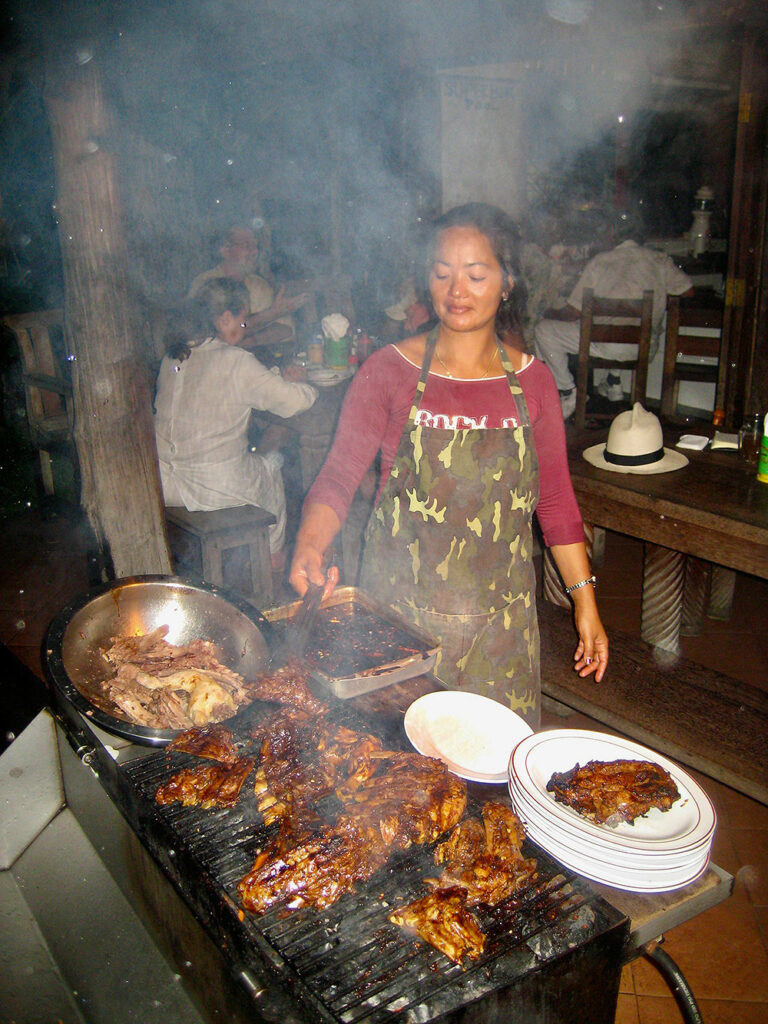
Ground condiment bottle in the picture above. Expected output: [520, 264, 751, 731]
[757, 413, 768, 483]
[307, 334, 324, 364]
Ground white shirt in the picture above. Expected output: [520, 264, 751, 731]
[154, 336, 316, 513]
[568, 240, 692, 343]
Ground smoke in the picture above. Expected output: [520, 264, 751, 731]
[0, 0, 742, 317]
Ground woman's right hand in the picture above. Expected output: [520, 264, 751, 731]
[289, 502, 343, 598]
[288, 543, 339, 599]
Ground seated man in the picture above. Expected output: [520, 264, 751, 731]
[188, 226, 307, 347]
[534, 212, 693, 419]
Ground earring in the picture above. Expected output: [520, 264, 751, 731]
[502, 292, 509, 301]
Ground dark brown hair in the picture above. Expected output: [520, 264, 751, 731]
[163, 278, 250, 361]
[431, 202, 527, 334]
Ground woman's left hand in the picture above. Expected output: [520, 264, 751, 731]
[572, 606, 609, 681]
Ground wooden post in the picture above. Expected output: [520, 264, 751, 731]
[44, 52, 171, 578]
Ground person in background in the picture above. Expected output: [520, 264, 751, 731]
[289, 202, 608, 729]
[384, 275, 434, 339]
[154, 279, 317, 570]
[534, 210, 693, 420]
[188, 226, 307, 342]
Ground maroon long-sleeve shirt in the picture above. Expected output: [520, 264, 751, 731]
[306, 345, 585, 548]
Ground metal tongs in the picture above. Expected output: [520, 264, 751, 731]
[272, 580, 324, 665]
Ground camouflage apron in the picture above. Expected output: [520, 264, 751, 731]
[359, 329, 541, 726]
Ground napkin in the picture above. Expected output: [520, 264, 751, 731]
[676, 434, 710, 451]
[321, 313, 350, 342]
[710, 431, 739, 451]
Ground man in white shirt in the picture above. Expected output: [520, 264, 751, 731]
[188, 226, 307, 344]
[534, 216, 693, 419]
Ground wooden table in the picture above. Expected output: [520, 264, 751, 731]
[545, 424, 768, 654]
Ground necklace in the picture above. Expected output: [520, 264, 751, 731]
[434, 344, 499, 379]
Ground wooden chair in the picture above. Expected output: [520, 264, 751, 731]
[660, 294, 723, 422]
[1, 309, 75, 496]
[165, 505, 276, 607]
[574, 288, 654, 430]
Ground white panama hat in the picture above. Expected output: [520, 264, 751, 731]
[583, 403, 689, 474]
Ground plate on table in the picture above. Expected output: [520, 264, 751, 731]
[307, 366, 353, 386]
[404, 690, 533, 783]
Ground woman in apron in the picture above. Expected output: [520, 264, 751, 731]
[290, 203, 608, 727]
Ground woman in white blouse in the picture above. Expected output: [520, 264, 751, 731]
[154, 279, 317, 566]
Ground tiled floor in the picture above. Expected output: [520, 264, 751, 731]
[1, 504, 766, 1024]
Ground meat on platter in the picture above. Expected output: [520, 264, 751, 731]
[101, 625, 254, 730]
[546, 759, 681, 826]
[154, 661, 541, 963]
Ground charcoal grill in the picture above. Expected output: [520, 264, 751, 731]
[46, 676, 629, 1024]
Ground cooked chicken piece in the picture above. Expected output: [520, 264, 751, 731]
[546, 759, 681, 826]
[389, 887, 485, 964]
[155, 756, 254, 808]
[167, 723, 238, 764]
[434, 816, 486, 870]
[102, 626, 254, 729]
[429, 802, 537, 907]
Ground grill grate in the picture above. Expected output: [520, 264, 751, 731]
[123, 718, 625, 1023]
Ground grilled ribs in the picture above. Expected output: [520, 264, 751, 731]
[546, 759, 681, 826]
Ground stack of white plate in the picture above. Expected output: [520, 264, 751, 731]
[508, 730, 716, 892]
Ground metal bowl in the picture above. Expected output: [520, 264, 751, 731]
[44, 575, 273, 746]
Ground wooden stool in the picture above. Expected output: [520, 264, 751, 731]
[165, 505, 276, 607]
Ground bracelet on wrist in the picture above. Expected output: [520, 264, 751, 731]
[564, 575, 597, 595]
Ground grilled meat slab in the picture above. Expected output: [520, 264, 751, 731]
[336, 751, 467, 849]
[389, 887, 485, 964]
[546, 759, 681, 826]
[239, 815, 390, 912]
[155, 756, 255, 808]
[167, 723, 238, 763]
[252, 706, 384, 825]
[245, 658, 327, 715]
[239, 743, 466, 914]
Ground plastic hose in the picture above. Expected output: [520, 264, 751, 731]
[644, 945, 704, 1024]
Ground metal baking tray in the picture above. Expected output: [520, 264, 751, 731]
[264, 586, 440, 698]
